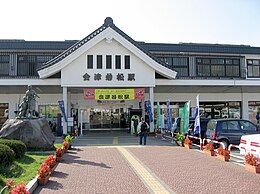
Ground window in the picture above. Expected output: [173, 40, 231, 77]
[125, 56, 130, 69]
[196, 57, 240, 77]
[240, 120, 256, 131]
[115, 55, 121, 69]
[227, 121, 240, 130]
[247, 59, 260, 78]
[17, 55, 36, 76]
[106, 55, 112, 69]
[0, 55, 10, 76]
[97, 55, 102, 69]
[158, 56, 189, 77]
[87, 55, 93, 69]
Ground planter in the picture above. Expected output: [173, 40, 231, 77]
[176, 141, 184, 147]
[184, 144, 192, 149]
[204, 150, 215, 156]
[38, 174, 50, 186]
[217, 155, 230, 161]
[245, 163, 260, 173]
[51, 163, 58, 174]
[56, 156, 62, 162]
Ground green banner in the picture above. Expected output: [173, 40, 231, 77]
[180, 102, 190, 134]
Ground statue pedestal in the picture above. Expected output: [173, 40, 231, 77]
[0, 118, 55, 149]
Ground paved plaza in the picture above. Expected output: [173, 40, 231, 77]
[34, 132, 260, 194]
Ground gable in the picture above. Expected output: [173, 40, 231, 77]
[61, 38, 155, 87]
[38, 17, 177, 85]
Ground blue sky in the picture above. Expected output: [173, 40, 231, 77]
[1, 0, 260, 46]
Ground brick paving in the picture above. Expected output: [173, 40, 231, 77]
[34, 135, 260, 194]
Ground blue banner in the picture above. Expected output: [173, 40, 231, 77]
[58, 100, 68, 122]
[166, 100, 172, 131]
[145, 100, 153, 123]
[194, 95, 201, 135]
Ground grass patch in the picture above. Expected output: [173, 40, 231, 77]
[0, 153, 50, 190]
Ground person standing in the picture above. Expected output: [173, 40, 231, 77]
[138, 117, 149, 145]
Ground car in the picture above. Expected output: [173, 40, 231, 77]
[205, 118, 260, 148]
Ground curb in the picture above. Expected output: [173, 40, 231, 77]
[26, 175, 39, 194]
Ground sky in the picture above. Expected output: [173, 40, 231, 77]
[0, 0, 260, 46]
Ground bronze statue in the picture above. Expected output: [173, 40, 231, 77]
[17, 85, 40, 118]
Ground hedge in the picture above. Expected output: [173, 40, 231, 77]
[0, 139, 27, 158]
[0, 144, 15, 165]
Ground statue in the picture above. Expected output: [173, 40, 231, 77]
[17, 85, 40, 118]
[18, 96, 28, 118]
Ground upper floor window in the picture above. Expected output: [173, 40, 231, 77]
[115, 55, 121, 69]
[247, 59, 260, 78]
[158, 56, 189, 77]
[97, 55, 102, 69]
[125, 56, 130, 69]
[196, 57, 240, 77]
[106, 55, 112, 69]
[87, 55, 93, 69]
[0, 55, 10, 76]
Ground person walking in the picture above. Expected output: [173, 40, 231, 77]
[138, 117, 149, 145]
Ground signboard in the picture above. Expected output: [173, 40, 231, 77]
[84, 88, 145, 100]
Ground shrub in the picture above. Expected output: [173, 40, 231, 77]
[0, 139, 27, 158]
[44, 155, 56, 168]
[0, 144, 15, 165]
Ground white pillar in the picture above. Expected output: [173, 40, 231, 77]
[63, 87, 68, 134]
[149, 87, 155, 132]
[241, 93, 249, 120]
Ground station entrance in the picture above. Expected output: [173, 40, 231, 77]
[80, 106, 129, 130]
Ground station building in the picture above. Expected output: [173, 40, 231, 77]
[1, 17, 260, 134]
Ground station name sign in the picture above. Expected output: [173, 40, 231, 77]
[84, 88, 144, 100]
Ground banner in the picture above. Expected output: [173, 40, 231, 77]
[145, 100, 153, 122]
[194, 95, 201, 135]
[84, 88, 145, 100]
[166, 100, 172, 131]
[58, 100, 67, 122]
[156, 102, 161, 129]
[180, 101, 190, 134]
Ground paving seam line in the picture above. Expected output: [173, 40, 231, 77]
[117, 147, 175, 194]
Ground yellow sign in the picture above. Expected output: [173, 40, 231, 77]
[95, 89, 135, 100]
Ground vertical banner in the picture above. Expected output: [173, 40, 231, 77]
[166, 100, 172, 131]
[156, 101, 161, 129]
[180, 101, 190, 134]
[145, 100, 153, 123]
[194, 95, 201, 135]
[58, 100, 68, 122]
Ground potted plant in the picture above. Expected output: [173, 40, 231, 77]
[184, 138, 192, 149]
[62, 141, 70, 152]
[37, 162, 51, 185]
[245, 153, 260, 173]
[64, 135, 73, 149]
[55, 147, 65, 162]
[10, 182, 29, 194]
[204, 143, 215, 156]
[175, 133, 185, 147]
[217, 147, 230, 161]
[0, 180, 15, 194]
[44, 155, 57, 173]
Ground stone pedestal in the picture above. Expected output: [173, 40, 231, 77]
[0, 118, 55, 149]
